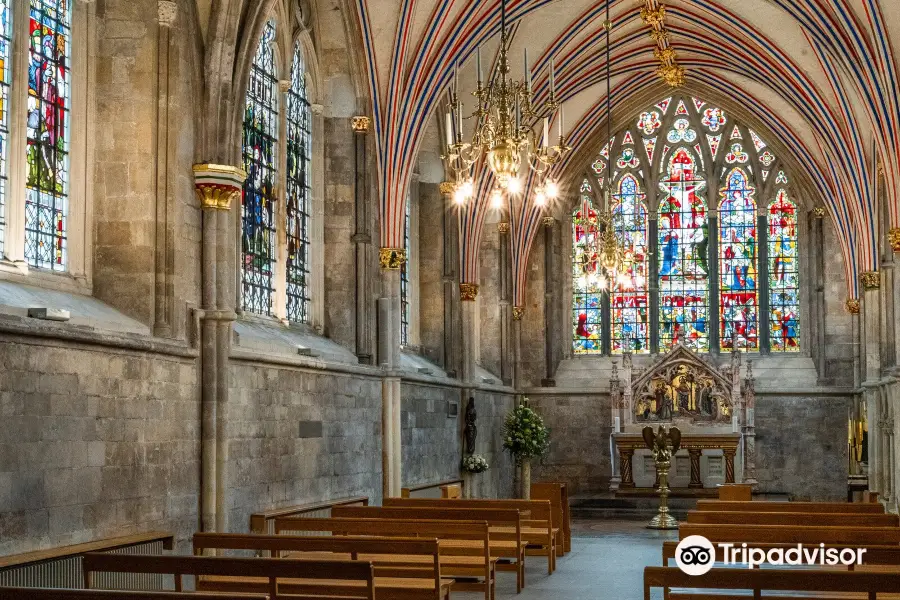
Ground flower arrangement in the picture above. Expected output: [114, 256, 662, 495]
[502, 400, 550, 463]
[461, 454, 489, 474]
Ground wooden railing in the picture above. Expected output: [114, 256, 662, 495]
[400, 479, 464, 499]
[0, 532, 173, 591]
[249, 496, 370, 534]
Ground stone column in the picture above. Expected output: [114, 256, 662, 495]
[193, 164, 246, 533]
[460, 283, 479, 385]
[813, 209, 827, 380]
[441, 183, 462, 377]
[379, 248, 405, 498]
[889, 228, 900, 369]
[862, 271, 882, 382]
[512, 306, 525, 390]
[649, 217, 660, 354]
[619, 448, 635, 488]
[352, 117, 374, 363]
[688, 449, 703, 488]
[542, 217, 557, 385]
[153, 0, 178, 337]
[499, 222, 513, 385]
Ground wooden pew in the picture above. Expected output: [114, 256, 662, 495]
[0, 591, 267, 600]
[695, 500, 886, 513]
[273, 517, 494, 600]
[331, 505, 527, 593]
[250, 496, 369, 535]
[678, 523, 900, 545]
[81, 553, 375, 600]
[192, 533, 451, 600]
[644, 566, 900, 600]
[662, 540, 900, 569]
[531, 482, 571, 555]
[686, 510, 900, 527]
[383, 498, 558, 574]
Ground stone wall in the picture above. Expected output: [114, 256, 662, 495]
[822, 221, 855, 384]
[754, 394, 851, 500]
[0, 336, 200, 556]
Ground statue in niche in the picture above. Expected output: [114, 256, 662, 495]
[464, 397, 477, 454]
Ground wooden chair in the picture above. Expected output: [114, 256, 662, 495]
[0, 591, 266, 600]
[273, 517, 495, 600]
[383, 498, 558, 574]
[331, 505, 527, 593]
[81, 553, 375, 600]
[694, 500, 886, 513]
[644, 566, 900, 600]
[685, 510, 900, 527]
[191, 533, 450, 600]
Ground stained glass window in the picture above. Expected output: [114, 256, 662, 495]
[768, 189, 800, 351]
[573, 180, 603, 354]
[25, 0, 71, 270]
[286, 41, 311, 324]
[658, 148, 709, 351]
[241, 20, 279, 316]
[611, 175, 649, 353]
[719, 168, 759, 351]
[0, 0, 10, 256]
[400, 194, 410, 346]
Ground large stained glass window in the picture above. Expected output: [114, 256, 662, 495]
[719, 168, 758, 350]
[658, 148, 709, 351]
[573, 180, 603, 354]
[400, 194, 410, 346]
[768, 189, 799, 351]
[241, 20, 279, 316]
[611, 175, 649, 353]
[25, 0, 71, 270]
[0, 0, 10, 256]
[286, 41, 311, 324]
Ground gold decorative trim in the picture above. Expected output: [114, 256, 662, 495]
[498, 222, 510, 234]
[379, 247, 407, 270]
[638, 1, 685, 87]
[439, 181, 456, 196]
[542, 216, 555, 227]
[192, 164, 247, 210]
[512, 306, 525, 321]
[889, 228, 900, 253]
[460, 283, 479, 301]
[639, 5, 665, 28]
[845, 298, 861, 314]
[861, 271, 880, 290]
[657, 63, 686, 88]
[351, 116, 371, 133]
[813, 207, 826, 218]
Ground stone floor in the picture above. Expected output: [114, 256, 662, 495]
[458, 519, 678, 600]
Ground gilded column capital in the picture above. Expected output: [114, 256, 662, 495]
[351, 116, 371, 133]
[379, 247, 407, 270]
[439, 181, 456, 196]
[498, 222, 510, 234]
[512, 306, 525, 321]
[460, 283, 479, 301]
[813, 207, 826, 218]
[845, 298, 861, 314]
[888, 228, 900, 253]
[542, 216, 555, 227]
[193, 163, 247, 210]
[861, 271, 881, 290]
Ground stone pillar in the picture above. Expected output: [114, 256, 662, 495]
[499, 222, 513, 385]
[890, 228, 900, 369]
[460, 283, 479, 385]
[542, 217, 557, 385]
[688, 449, 703, 488]
[862, 271, 882, 382]
[512, 306, 525, 390]
[441, 183, 462, 377]
[193, 164, 246, 533]
[813, 209, 827, 380]
[353, 117, 374, 363]
[153, 0, 178, 337]
[379, 248, 405, 498]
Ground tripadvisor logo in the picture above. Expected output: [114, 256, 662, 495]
[675, 535, 867, 575]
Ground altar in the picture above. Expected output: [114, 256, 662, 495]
[607, 344, 757, 494]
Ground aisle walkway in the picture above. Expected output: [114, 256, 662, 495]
[461, 520, 678, 600]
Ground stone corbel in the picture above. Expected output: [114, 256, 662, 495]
[512, 306, 525, 321]
[846, 298, 861, 314]
[158, 0, 177, 27]
[351, 116, 371, 133]
[379, 247, 407, 270]
[459, 283, 479, 301]
[889, 228, 900, 254]
[861, 271, 881, 290]
[193, 164, 247, 210]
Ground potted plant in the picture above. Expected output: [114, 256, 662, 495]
[502, 400, 550, 499]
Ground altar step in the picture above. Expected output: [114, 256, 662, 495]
[570, 493, 699, 520]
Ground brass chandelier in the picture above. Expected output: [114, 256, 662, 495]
[443, 0, 570, 205]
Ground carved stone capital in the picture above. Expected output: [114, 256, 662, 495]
[439, 181, 456, 196]
[861, 271, 881, 290]
[158, 0, 177, 27]
[542, 216, 555, 227]
[845, 298, 861, 314]
[351, 116, 371, 133]
[460, 283, 479, 301]
[813, 207, 826, 218]
[379, 247, 407, 270]
[311, 103, 325, 116]
[889, 228, 900, 253]
[512, 306, 525, 321]
[498, 222, 510, 234]
[193, 163, 247, 210]
[279, 79, 291, 93]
